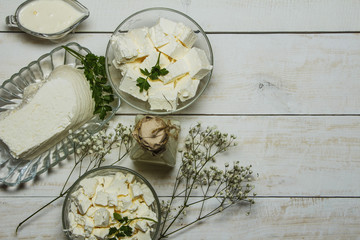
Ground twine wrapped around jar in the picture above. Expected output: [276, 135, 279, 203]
[132, 115, 180, 155]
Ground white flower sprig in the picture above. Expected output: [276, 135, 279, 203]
[16, 123, 133, 233]
[159, 123, 256, 239]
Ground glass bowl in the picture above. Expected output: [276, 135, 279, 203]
[105, 7, 213, 115]
[6, 0, 89, 40]
[62, 166, 161, 240]
[0, 42, 120, 186]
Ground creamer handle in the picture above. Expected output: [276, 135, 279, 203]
[6, 15, 18, 27]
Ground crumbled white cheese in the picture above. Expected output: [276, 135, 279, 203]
[131, 183, 143, 198]
[174, 22, 197, 48]
[149, 24, 170, 48]
[92, 228, 108, 240]
[135, 220, 149, 232]
[79, 178, 98, 198]
[158, 36, 189, 60]
[111, 34, 139, 63]
[148, 82, 178, 111]
[73, 192, 92, 215]
[94, 208, 110, 227]
[94, 191, 108, 206]
[176, 75, 200, 102]
[157, 18, 177, 36]
[159, 59, 189, 84]
[141, 184, 155, 206]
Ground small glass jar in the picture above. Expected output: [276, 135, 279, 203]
[130, 115, 180, 167]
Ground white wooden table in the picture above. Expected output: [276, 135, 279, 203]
[1, 0, 360, 239]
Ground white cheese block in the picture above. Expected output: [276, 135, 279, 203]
[175, 75, 200, 102]
[94, 208, 110, 227]
[157, 18, 177, 35]
[183, 47, 213, 79]
[148, 82, 177, 111]
[111, 33, 139, 63]
[158, 36, 189, 60]
[128, 27, 156, 57]
[119, 70, 148, 101]
[159, 59, 189, 84]
[72, 226, 86, 240]
[139, 51, 171, 72]
[79, 178, 99, 198]
[92, 228, 108, 240]
[0, 65, 94, 159]
[149, 24, 170, 48]
[174, 22, 197, 48]
[94, 191, 108, 206]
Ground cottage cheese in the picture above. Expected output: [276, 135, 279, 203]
[111, 18, 212, 111]
[0, 65, 95, 159]
[67, 172, 157, 240]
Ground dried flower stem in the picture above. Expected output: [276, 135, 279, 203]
[159, 124, 255, 239]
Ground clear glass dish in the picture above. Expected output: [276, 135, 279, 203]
[62, 166, 161, 240]
[0, 42, 120, 186]
[6, 0, 89, 40]
[105, 7, 213, 115]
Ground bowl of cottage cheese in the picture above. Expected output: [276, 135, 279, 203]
[105, 7, 213, 114]
[62, 166, 161, 240]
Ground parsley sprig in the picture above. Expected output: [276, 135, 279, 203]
[136, 52, 169, 92]
[108, 212, 157, 240]
[62, 46, 114, 120]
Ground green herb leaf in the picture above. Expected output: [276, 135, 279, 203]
[108, 227, 117, 235]
[116, 232, 126, 238]
[159, 68, 169, 76]
[140, 68, 150, 76]
[62, 46, 114, 120]
[113, 212, 123, 222]
[120, 225, 133, 236]
[136, 77, 150, 92]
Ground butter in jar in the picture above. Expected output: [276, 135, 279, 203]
[130, 115, 180, 167]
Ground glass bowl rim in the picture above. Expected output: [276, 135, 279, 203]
[105, 7, 214, 115]
[62, 165, 161, 239]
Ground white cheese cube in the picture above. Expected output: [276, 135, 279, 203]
[92, 228, 108, 240]
[94, 191, 108, 206]
[137, 202, 151, 217]
[149, 25, 169, 48]
[86, 206, 97, 217]
[111, 33, 139, 63]
[118, 195, 133, 211]
[158, 36, 189, 60]
[157, 18, 177, 35]
[74, 213, 85, 226]
[131, 183, 143, 198]
[175, 76, 200, 102]
[114, 60, 141, 76]
[72, 226, 85, 240]
[129, 27, 156, 57]
[140, 184, 155, 206]
[119, 70, 148, 101]
[132, 229, 152, 240]
[102, 176, 114, 188]
[125, 173, 135, 183]
[79, 178, 98, 198]
[73, 192, 92, 215]
[159, 59, 189, 84]
[140, 51, 170, 72]
[70, 202, 78, 214]
[68, 212, 77, 230]
[108, 192, 118, 207]
[173, 22, 197, 48]
[183, 47, 213, 79]
[84, 216, 94, 238]
[94, 208, 110, 227]
[128, 201, 140, 213]
[135, 220, 149, 232]
[148, 83, 178, 111]
[106, 177, 129, 196]
[114, 172, 126, 181]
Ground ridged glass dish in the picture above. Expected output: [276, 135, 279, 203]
[105, 7, 213, 115]
[0, 42, 120, 186]
[62, 166, 161, 240]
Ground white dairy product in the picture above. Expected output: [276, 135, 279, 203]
[80, 178, 99, 198]
[176, 75, 200, 102]
[111, 34, 139, 63]
[158, 36, 189, 60]
[174, 22, 197, 48]
[148, 83, 178, 111]
[159, 59, 189, 84]
[111, 18, 212, 111]
[18, 0, 85, 34]
[183, 47, 213, 79]
[68, 173, 157, 240]
[119, 71, 148, 101]
[0, 65, 94, 159]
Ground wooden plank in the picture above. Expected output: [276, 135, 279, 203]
[2, 0, 360, 32]
[3, 197, 360, 239]
[1, 33, 360, 114]
[1, 115, 360, 197]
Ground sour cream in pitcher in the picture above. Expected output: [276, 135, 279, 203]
[18, 0, 84, 34]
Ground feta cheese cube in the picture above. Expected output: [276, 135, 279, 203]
[119, 71, 148, 101]
[183, 47, 213, 79]
[111, 33, 138, 63]
[132, 229, 152, 240]
[140, 184, 155, 206]
[140, 51, 171, 72]
[173, 22, 197, 48]
[148, 83, 178, 111]
[86, 206, 97, 217]
[158, 36, 189, 60]
[125, 173, 135, 183]
[159, 59, 189, 84]
[94, 191, 108, 206]
[73, 192, 92, 215]
[106, 177, 129, 196]
[94, 208, 110, 227]
[128, 27, 156, 57]
[131, 183, 143, 198]
[72, 226, 85, 240]
[68, 212, 77, 229]
[108, 192, 118, 207]
[157, 18, 177, 35]
[149, 25, 169, 48]
[135, 220, 149, 232]
[79, 178, 98, 198]
[84, 216, 94, 237]
[175, 76, 200, 102]
[92, 228, 108, 240]
[118, 195, 133, 211]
